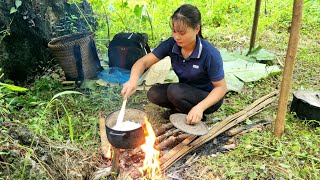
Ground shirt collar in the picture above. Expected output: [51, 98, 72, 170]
[172, 36, 203, 59]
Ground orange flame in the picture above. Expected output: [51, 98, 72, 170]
[139, 117, 162, 179]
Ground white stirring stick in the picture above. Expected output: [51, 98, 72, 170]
[115, 99, 127, 129]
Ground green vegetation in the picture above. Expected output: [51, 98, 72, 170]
[1, 0, 320, 179]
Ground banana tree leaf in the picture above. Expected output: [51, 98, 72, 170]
[164, 70, 179, 83]
[225, 73, 244, 92]
[220, 48, 256, 62]
[245, 46, 276, 63]
[224, 59, 281, 83]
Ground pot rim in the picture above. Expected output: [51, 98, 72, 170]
[105, 108, 147, 132]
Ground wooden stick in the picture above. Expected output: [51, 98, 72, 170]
[111, 147, 120, 179]
[248, 0, 262, 54]
[274, 0, 303, 138]
[99, 112, 111, 159]
[227, 120, 271, 136]
[160, 92, 277, 170]
[62, 81, 76, 84]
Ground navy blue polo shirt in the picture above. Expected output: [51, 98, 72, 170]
[152, 36, 224, 92]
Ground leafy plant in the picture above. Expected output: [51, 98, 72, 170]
[66, 0, 94, 32]
[0, 70, 28, 122]
[9, 0, 22, 14]
[42, 91, 83, 142]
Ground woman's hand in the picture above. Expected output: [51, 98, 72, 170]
[121, 53, 160, 99]
[121, 80, 138, 99]
[186, 105, 204, 125]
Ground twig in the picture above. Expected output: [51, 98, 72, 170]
[276, 56, 284, 67]
[227, 120, 271, 136]
[252, 143, 278, 151]
[16, 144, 55, 180]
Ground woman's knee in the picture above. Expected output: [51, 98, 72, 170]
[147, 86, 159, 103]
[167, 83, 187, 100]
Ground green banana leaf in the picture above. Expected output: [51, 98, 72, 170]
[221, 47, 280, 92]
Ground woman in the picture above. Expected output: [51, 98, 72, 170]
[121, 4, 226, 125]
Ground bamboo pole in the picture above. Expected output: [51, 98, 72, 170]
[248, 0, 262, 54]
[274, 0, 303, 138]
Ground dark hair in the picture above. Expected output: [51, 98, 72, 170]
[171, 4, 203, 38]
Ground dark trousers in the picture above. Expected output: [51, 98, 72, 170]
[147, 83, 223, 114]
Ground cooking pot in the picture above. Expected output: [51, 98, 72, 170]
[105, 108, 147, 149]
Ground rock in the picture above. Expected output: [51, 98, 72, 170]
[0, 0, 96, 83]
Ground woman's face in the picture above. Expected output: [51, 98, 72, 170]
[171, 20, 200, 48]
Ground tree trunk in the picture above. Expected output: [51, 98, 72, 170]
[274, 0, 304, 138]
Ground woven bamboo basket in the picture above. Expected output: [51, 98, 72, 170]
[48, 32, 101, 81]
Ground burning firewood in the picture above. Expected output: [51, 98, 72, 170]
[154, 122, 174, 136]
[157, 134, 189, 151]
[156, 129, 180, 142]
[123, 152, 145, 167]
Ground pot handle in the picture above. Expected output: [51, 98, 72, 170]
[110, 131, 126, 136]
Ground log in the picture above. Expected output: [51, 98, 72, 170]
[160, 91, 278, 170]
[111, 148, 120, 179]
[159, 135, 196, 164]
[157, 134, 189, 151]
[99, 112, 111, 159]
[156, 129, 180, 142]
[154, 123, 174, 136]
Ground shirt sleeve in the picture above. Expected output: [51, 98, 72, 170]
[207, 49, 225, 82]
[152, 37, 174, 60]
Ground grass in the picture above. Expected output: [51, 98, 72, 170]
[191, 119, 320, 179]
[187, 1, 320, 179]
[1, 0, 320, 179]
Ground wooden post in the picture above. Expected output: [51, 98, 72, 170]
[110, 147, 120, 179]
[274, 0, 304, 138]
[247, 0, 262, 54]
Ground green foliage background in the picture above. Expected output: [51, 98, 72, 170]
[1, 0, 319, 179]
[87, 0, 319, 53]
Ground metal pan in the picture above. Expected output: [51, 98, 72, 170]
[105, 109, 147, 149]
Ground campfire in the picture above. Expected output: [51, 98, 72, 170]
[139, 118, 162, 179]
[97, 92, 277, 179]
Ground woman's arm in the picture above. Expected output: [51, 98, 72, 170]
[186, 78, 227, 124]
[121, 53, 159, 99]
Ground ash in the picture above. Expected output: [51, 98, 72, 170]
[164, 133, 231, 180]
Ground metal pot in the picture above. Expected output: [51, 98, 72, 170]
[105, 108, 147, 149]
